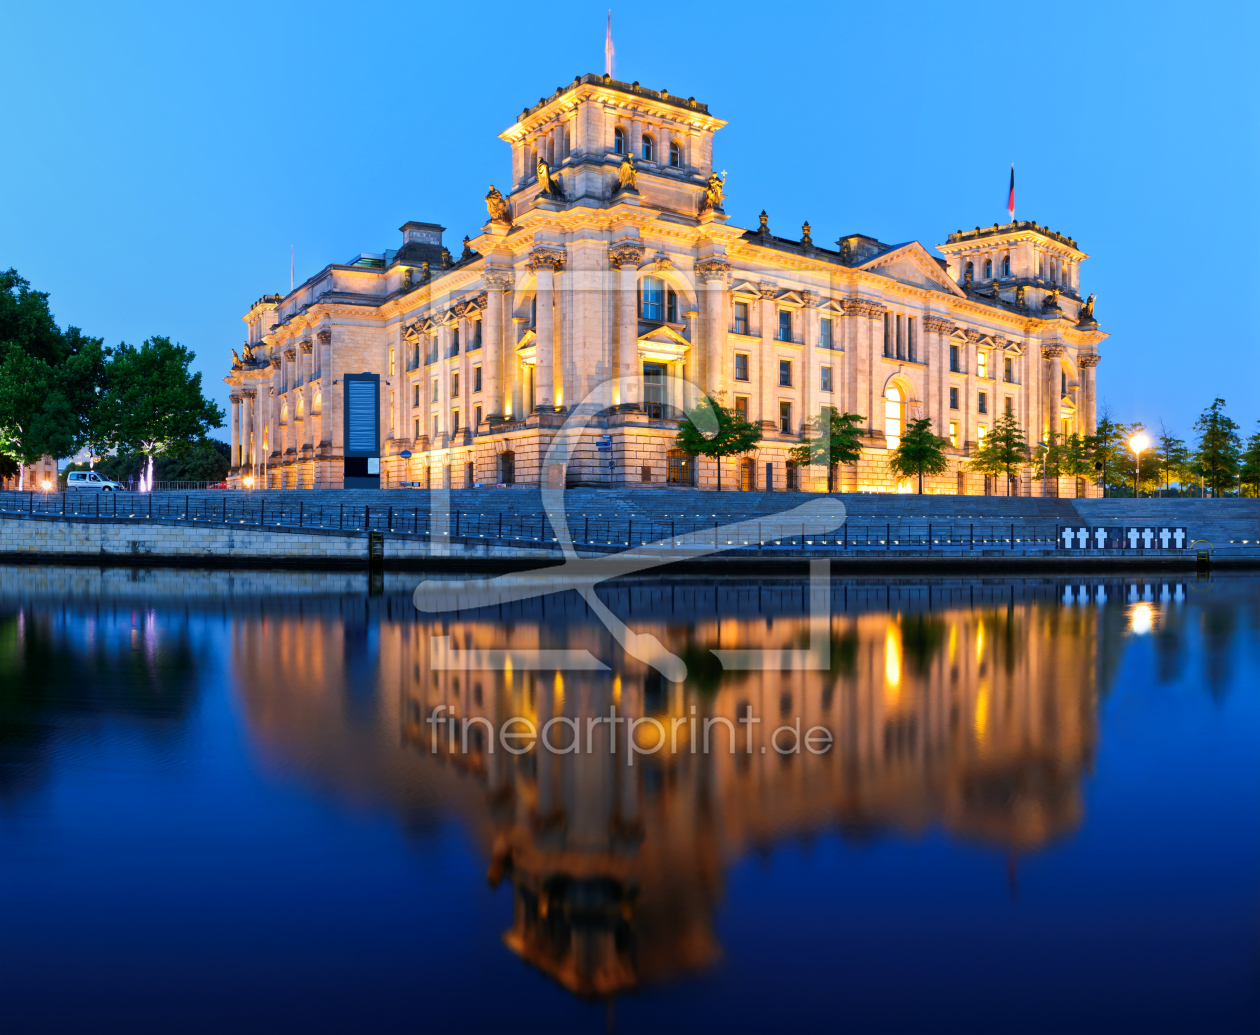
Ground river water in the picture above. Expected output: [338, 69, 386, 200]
[1, 567, 1257, 1034]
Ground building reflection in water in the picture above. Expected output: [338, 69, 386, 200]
[224, 576, 1140, 1000]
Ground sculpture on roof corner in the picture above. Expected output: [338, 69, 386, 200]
[700, 171, 725, 212]
[616, 153, 637, 192]
[536, 158, 564, 200]
[485, 185, 512, 225]
[1043, 287, 1061, 311]
[1081, 293, 1096, 320]
[231, 348, 243, 370]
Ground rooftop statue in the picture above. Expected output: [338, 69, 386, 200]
[701, 171, 725, 211]
[1043, 287, 1060, 310]
[617, 153, 637, 192]
[231, 348, 243, 370]
[1081, 293, 1096, 320]
[485, 185, 511, 224]
[536, 158, 563, 199]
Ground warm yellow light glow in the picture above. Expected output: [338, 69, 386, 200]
[884, 628, 901, 688]
[40, 479, 52, 491]
[612, 674, 622, 706]
[974, 686, 989, 741]
[243, 475, 255, 488]
[503, 655, 513, 689]
[1129, 432, 1150, 454]
[976, 621, 985, 661]
[553, 671, 564, 710]
[1131, 603, 1154, 635]
[633, 719, 663, 751]
[948, 623, 958, 662]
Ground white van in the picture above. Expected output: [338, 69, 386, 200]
[66, 470, 125, 492]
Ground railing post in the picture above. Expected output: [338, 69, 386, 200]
[339, 503, 344, 530]
[299, 501, 303, 528]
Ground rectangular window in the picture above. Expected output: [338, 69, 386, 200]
[734, 353, 749, 381]
[907, 317, 916, 362]
[432, 416, 438, 440]
[414, 417, 420, 441]
[451, 327, 459, 356]
[950, 343, 959, 372]
[1004, 356, 1013, 383]
[949, 421, 958, 448]
[451, 372, 460, 398]
[734, 396, 748, 420]
[779, 359, 791, 386]
[1005, 397, 1013, 416]
[475, 405, 482, 426]
[473, 366, 482, 392]
[820, 365, 832, 392]
[977, 350, 987, 379]
[472, 321, 482, 350]
[389, 348, 396, 377]
[641, 276, 664, 320]
[820, 317, 832, 349]
[778, 310, 792, 341]
[431, 379, 438, 403]
[978, 391, 988, 414]
[451, 410, 459, 433]
[666, 289, 678, 323]
[734, 301, 749, 335]
[977, 425, 987, 442]
[412, 384, 419, 407]
[884, 313, 892, 357]
[1061, 371, 1067, 396]
[779, 401, 792, 434]
[896, 314, 903, 358]
[949, 386, 959, 409]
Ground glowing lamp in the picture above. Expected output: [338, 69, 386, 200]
[40, 479, 52, 491]
[243, 475, 255, 488]
[1129, 433, 1150, 454]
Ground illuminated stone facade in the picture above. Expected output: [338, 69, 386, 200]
[223, 74, 1107, 494]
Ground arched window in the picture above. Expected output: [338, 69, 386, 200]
[964, 261, 974, 283]
[669, 140, 681, 168]
[296, 397, 304, 418]
[885, 386, 903, 450]
[641, 134, 654, 162]
[1001, 254, 1011, 277]
[983, 258, 993, 279]
[313, 391, 322, 414]
[641, 276, 664, 320]
[614, 127, 626, 155]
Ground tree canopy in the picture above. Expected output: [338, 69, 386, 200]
[966, 411, 1029, 494]
[1193, 398, 1242, 496]
[675, 395, 761, 491]
[789, 407, 864, 492]
[887, 417, 949, 494]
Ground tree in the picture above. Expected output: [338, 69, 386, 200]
[0, 350, 76, 487]
[1193, 398, 1242, 496]
[1060, 433, 1095, 495]
[789, 406, 864, 492]
[105, 336, 225, 491]
[1155, 422, 1192, 497]
[675, 395, 762, 491]
[1032, 430, 1064, 492]
[1238, 421, 1260, 498]
[1091, 405, 1129, 497]
[887, 417, 949, 494]
[966, 411, 1029, 495]
[0, 269, 65, 367]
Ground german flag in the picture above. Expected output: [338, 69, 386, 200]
[1007, 165, 1015, 222]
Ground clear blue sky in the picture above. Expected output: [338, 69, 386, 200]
[3, 0, 1257, 442]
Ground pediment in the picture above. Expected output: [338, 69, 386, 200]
[818, 298, 845, 314]
[638, 324, 691, 362]
[777, 290, 805, 307]
[731, 279, 761, 298]
[860, 242, 966, 297]
[516, 328, 536, 349]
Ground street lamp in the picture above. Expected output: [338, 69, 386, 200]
[243, 474, 255, 489]
[1129, 432, 1150, 498]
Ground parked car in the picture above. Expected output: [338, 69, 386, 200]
[65, 470, 125, 492]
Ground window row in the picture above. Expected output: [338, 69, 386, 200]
[883, 314, 917, 361]
[731, 303, 830, 345]
[947, 386, 1015, 417]
[613, 127, 683, 168]
[733, 396, 797, 435]
[414, 367, 483, 408]
[948, 345, 1016, 382]
[732, 355, 836, 393]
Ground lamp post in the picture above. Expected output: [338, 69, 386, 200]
[1129, 432, 1150, 498]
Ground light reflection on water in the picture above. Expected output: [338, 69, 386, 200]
[0, 567, 1257, 1034]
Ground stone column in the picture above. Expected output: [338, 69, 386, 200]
[508, 317, 526, 418]
[610, 241, 645, 408]
[757, 283, 776, 426]
[801, 292, 817, 436]
[229, 394, 241, 469]
[242, 389, 256, 469]
[696, 257, 731, 400]
[1080, 353, 1099, 436]
[483, 269, 512, 418]
[1043, 344, 1064, 444]
[529, 248, 564, 411]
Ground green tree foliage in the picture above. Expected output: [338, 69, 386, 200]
[1193, 398, 1242, 496]
[675, 395, 761, 491]
[966, 411, 1029, 495]
[1240, 422, 1260, 498]
[64, 439, 230, 486]
[1155, 423, 1193, 496]
[105, 336, 225, 484]
[789, 407, 864, 491]
[1090, 406, 1129, 497]
[887, 417, 949, 494]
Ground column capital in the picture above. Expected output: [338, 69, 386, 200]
[484, 266, 515, 290]
[299, 338, 313, 354]
[1041, 344, 1066, 358]
[229, 393, 243, 404]
[757, 281, 778, 299]
[608, 240, 646, 269]
[1078, 352, 1101, 367]
[527, 247, 566, 273]
[695, 256, 732, 283]
[316, 329, 332, 345]
[923, 315, 954, 335]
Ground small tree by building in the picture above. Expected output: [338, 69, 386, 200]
[789, 406, 864, 492]
[1240, 421, 1260, 498]
[105, 336, 224, 491]
[675, 395, 761, 491]
[1090, 406, 1129, 497]
[887, 417, 949, 494]
[1155, 422, 1192, 497]
[1193, 397, 1242, 497]
[967, 411, 1029, 495]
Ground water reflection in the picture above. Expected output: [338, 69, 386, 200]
[229, 578, 1118, 998]
[2, 566, 1255, 1023]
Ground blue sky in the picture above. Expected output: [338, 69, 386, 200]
[3, 0, 1256, 442]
